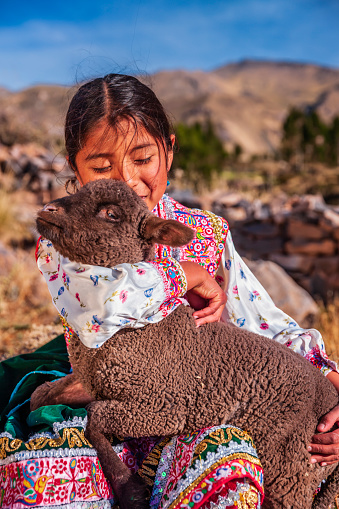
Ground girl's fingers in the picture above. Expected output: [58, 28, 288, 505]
[194, 313, 222, 327]
[309, 453, 339, 465]
[193, 302, 222, 318]
[308, 442, 339, 457]
[316, 404, 339, 432]
[311, 429, 339, 446]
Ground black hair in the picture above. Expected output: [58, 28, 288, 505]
[65, 74, 174, 190]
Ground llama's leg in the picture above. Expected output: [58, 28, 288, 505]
[86, 401, 150, 509]
[312, 463, 339, 509]
[30, 373, 95, 411]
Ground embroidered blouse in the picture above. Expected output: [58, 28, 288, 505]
[37, 194, 337, 376]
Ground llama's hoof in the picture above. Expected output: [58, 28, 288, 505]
[118, 473, 150, 509]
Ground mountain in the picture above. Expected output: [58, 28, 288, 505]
[1, 60, 339, 155]
[150, 60, 339, 154]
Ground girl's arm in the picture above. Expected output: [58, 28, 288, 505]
[217, 231, 337, 376]
[308, 370, 339, 466]
[217, 230, 339, 465]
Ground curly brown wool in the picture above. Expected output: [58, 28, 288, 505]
[33, 179, 339, 509]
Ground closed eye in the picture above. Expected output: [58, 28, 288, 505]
[134, 157, 151, 165]
[92, 166, 111, 173]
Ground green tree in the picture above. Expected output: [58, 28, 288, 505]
[172, 121, 228, 189]
[281, 108, 338, 166]
[327, 116, 339, 166]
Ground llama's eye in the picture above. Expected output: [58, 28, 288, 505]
[97, 208, 119, 221]
[107, 210, 117, 220]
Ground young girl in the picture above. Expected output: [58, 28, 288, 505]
[1, 74, 339, 509]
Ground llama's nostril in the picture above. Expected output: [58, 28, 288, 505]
[42, 204, 58, 212]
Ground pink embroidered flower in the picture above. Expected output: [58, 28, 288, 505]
[49, 274, 58, 281]
[75, 293, 81, 302]
[119, 290, 128, 303]
[216, 275, 224, 284]
[92, 324, 101, 333]
[62, 271, 70, 287]
[260, 323, 269, 330]
[136, 268, 146, 275]
[285, 340, 292, 348]
[45, 255, 51, 263]
[232, 285, 238, 294]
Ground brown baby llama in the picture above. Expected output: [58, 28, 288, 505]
[33, 179, 339, 509]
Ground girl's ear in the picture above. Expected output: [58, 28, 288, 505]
[141, 216, 194, 247]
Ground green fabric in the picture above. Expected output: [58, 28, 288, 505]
[27, 404, 87, 431]
[0, 334, 73, 439]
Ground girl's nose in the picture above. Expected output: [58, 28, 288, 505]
[120, 161, 140, 187]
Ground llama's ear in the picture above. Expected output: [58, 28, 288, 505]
[141, 216, 194, 247]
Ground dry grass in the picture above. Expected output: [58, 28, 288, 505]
[0, 249, 60, 359]
[0, 186, 35, 247]
[315, 297, 339, 364]
[0, 181, 62, 359]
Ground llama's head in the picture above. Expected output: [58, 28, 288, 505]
[36, 179, 194, 267]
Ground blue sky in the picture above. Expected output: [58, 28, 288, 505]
[1, 0, 339, 90]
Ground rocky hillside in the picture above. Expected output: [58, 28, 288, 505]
[1, 60, 339, 155]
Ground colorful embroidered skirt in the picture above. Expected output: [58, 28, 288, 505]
[0, 335, 264, 508]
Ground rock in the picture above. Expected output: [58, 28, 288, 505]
[314, 256, 339, 275]
[327, 273, 339, 291]
[244, 258, 319, 327]
[252, 200, 271, 221]
[322, 208, 339, 229]
[219, 207, 247, 225]
[285, 238, 336, 256]
[269, 253, 314, 274]
[215, 192, 244, 207]
[290, 194, 326, 213]
[240, 221, 280, 239]
[235, 236, 284, 257]
[287, 218, 327, 240]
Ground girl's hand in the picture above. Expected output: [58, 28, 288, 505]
[308, 404, 339, 466]
[180, 261, 226, 326]
[308, 372, 339, 465]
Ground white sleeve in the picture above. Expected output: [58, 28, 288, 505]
[216, 231, 338, 376]
[37, 238, 187, 348]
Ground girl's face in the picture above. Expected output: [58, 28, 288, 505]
[74, 119, 174, 211]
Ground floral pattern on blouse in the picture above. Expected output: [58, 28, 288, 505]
[37, 239, 189, 348]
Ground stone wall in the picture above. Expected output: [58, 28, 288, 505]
[211, 193, 339, 302]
